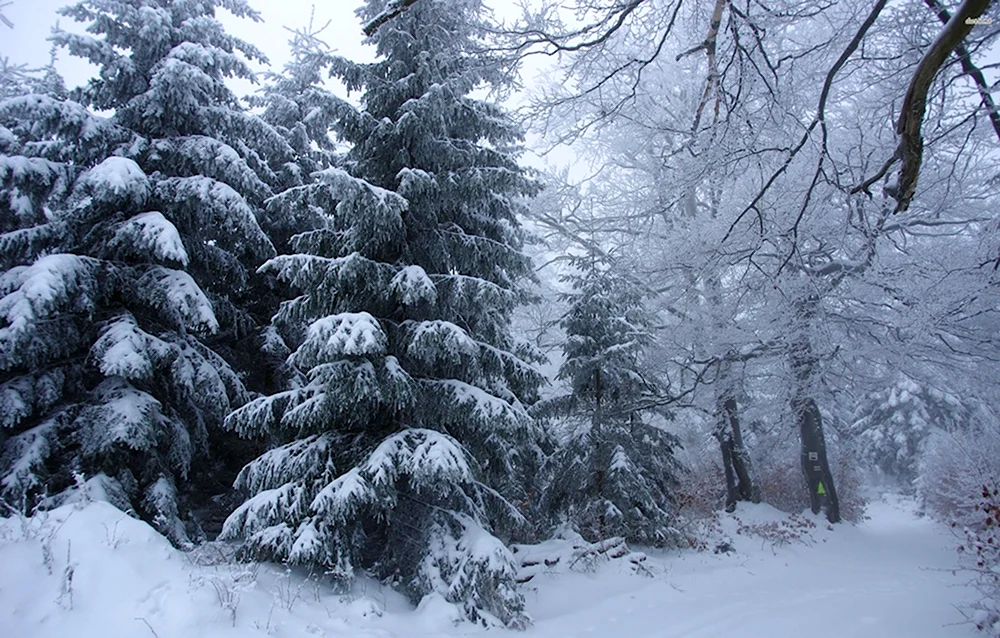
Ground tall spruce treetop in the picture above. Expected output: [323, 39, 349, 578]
[1, 0, 286, 544]
[538, 254, 683, 547]
[222, 0, 544, 627]
[250, 20, 349, 253]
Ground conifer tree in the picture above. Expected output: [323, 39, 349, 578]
[221, 0, 544, 627]
[0, 0, 287, 544]
[849, 374, 977, 490]
[250, 17, 348, 254]
[538, 254, 683, 547]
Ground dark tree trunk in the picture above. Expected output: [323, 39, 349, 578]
[715, 391, 760, 512]
[789, 296, 841, 524]
[793, 397, 840, 523]
[718, 430, 739, 513]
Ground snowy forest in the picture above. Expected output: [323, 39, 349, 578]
[1, 0, 999, 635]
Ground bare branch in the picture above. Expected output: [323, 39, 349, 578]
[721, 0, 890, 249]
[502, 0, 647, 56]
[923, 0, 1000, 143]
[850, 151, 899, 197]
[0, 1, 13, 29]
[686, 0, 728, 133]
[893, 0, 993, 212]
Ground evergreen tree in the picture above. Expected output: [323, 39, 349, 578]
[250, 17, 348, 254]
[537, 254, 683, 547]
[221, 0, 544, 627]
[0, 0, 288, 544]
[849, 374, 977, 490]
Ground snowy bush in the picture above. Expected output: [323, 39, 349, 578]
[733, 512, 817, 548]
[919, 423, 1000, 634]
[957, 483, 1000, 636]
[849, 374, 977, 491]
[671, 436, 730, 549]
[919, 424, 1000, 527]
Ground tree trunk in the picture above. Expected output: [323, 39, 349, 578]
[714, 366, 760, 512]
[793, 397, 840, 523]
[594, 366, 606, 537]
[789, 296, 841, 523]
[724, 396, 761, 504]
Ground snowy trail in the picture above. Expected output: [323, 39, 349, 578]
[0, 497, 978, 638]
[523, 498, 976, 638]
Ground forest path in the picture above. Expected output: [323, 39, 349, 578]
[523, 497, 976, 638]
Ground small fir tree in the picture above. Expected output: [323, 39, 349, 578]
[849, 374, 976, 490]
[250, 17, 350, 254]
[221, 0, 545, 628]
[537, 254, 683, 547]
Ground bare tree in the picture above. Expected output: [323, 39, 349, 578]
[515, 0, 1000, 517]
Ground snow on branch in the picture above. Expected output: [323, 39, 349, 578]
[362, 428, 476, 491]
[135, 267, 219, 334]
[74, 157, 150, 208]
[233, 434, 336, 495]
[290, 312, 388, 367]
[109, 212, 189, 267]
[362, 0, 421, 37]
[90, 313, 172, 382]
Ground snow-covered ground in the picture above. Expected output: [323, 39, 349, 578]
[0, 496, 978, 638]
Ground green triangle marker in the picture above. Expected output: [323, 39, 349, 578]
[817, 481, 827, 495]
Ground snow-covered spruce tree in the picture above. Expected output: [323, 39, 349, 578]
[848, 374, 977, 491]
[536, 254, 683, 547]
[0, 0, 288, 543]
[249, 18, 349, 254]
[220, 0, 545, 628]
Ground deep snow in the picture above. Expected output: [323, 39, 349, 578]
[0, 495, 979, 637]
